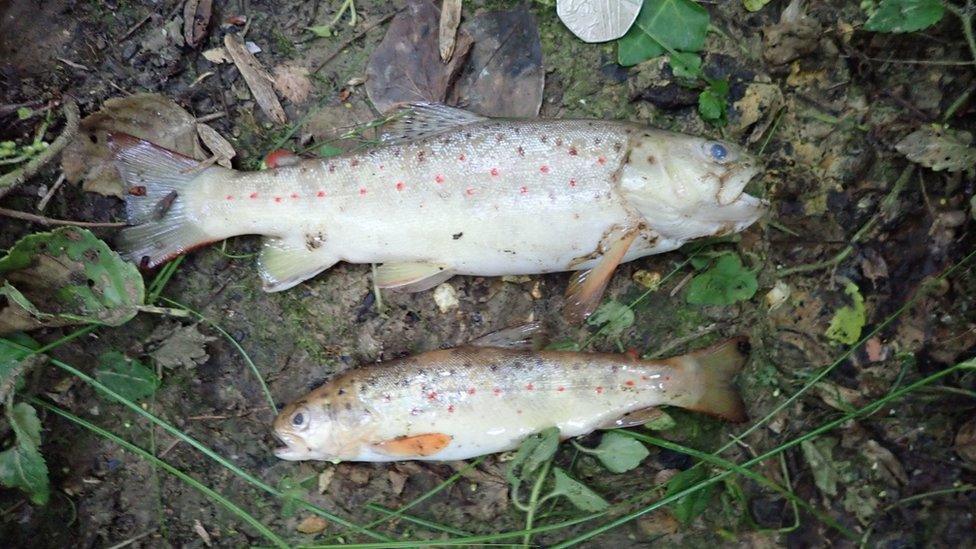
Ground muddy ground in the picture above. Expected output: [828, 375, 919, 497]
[1, 0, 975, 547]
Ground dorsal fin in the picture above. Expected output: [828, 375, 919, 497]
[379, 103, 486, 144]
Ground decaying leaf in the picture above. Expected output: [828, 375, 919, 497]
[295, 515, 329, 534]
[863, 440, 908, 485]
[557, 0, 641, 43]
[365, 0, 473, 113]
[202, 42, 260, 64]
[955, 417, 976, 467]
[0, 402, 49, 505]
[61, 93, 206, 197]
[148, 322, 215, 369]
[183, 0, 212, 48]
[95, 351, 160, 401]
[439, 0, 462, 62]
[800, 437, 840, 497]
[224, 34, 287, 124]
[762, 0, 821, 65]
[0, 228, 145, 334]
[273, 64, 313, 105]
[813, 380, 863, 411]
[825, 282, 866, 345]
[0, 335, 40, 404]
[196, 123, 235, 168]
[895, 126, 976, 172]
[449, 6, 544, 117]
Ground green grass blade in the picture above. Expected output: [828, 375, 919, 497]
[364, 503, 471, 536]
[34, 399, 290, 549]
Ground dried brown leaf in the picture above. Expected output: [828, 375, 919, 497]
[224, 33, 287, 124]
[956, 418, 976, 467]
[296, 516, 329, 534]
[196, 123, 235, 168]
[149, 322, 215, 369]
[183, 0, 212, 47]
[449, 6, 544, 117]
[439, 0, 462, 62]
[61, 93, 205, 197]
[863, 440, 908, 485]
[365, 0, 473, 113]
[273, 64, 313, 104]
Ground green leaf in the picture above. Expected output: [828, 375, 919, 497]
[643, 408, 677, 430]
[669, 52, 702, 79]
[864, 0, 944, 33]
[306, 25, 335, 37]
[825, 282, 866, 345]
[0, 335, 39, 403]
[665, 466, 714, 523]
[318, 144, 344, 158]
[545, 340, 581, 351]
[506, 427, 560, 496]
[586, 300, 635, 338]
[16, 107, 32, 120]
[0, 227, 145, 334]
[550, 467, 609, 511]
[686, 254, 757, 306]
[743, 0, 774, 11]
[592, 432, 650, 473]
[95, 351, 160, 401]
[800, 438, 840, 496]
[0, 403, 49, 505]
[698, 78, 730, 125]
[616, 0, 710, 66]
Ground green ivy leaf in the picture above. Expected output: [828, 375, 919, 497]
[506, 427, 560, 497]
[550, 467, 610, 511]
[698, 78, 730, 125]
[0, 403, 49, 505]
[592, 432, 650, 473]
[616, 0, 710, 66]
[686, 254, 757, 306]
[864, 0, 944, 33]
[586, 300, 635, 338]
[0, 227, 145, 335]
[825, 282, 866, 345]
[96, 351, 160, 401]
[669, 52, 702, 79]
[665, 466, 714, 523]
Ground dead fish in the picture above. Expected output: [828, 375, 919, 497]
[273, 324, 748, 462]
[111, 103, 765, 321]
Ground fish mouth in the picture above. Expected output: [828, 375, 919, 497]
[273, 432, 310, 461]
[716, 159, 760, 206]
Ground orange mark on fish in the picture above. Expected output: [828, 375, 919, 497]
[396, 181, 405, 191]
[596, 386, 604, 394]
[458, 153, 466, 161]
[557, 386, 565, 392]
[427, 391, 437, 401]
[569, 179, 577, 187]
[359, 187, 367, 196]
[597, 156, 606, 165]
[467, 388, 476, 395]
[539, 165, 549, 174]
[274, 196, 282, 203]
[493, 388, 502, 396]
[490, 168, 499, 176]
[317, 190, 326, 197]
[447, 405, 455, 413]
[525, 383, 534, 391]
[249, 192, 259, 199]
[290, 193, 299, 199]
[435, 174, 445, 184]
[225, 195, 234, 200]
[466, 187, 476, 196]
[625, 380, 635, 387]
[520, 186, 528, 195]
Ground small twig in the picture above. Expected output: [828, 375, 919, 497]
[645, 324, 719, 359]
[0, 207, 125, 228]
[313, 10, 400, 74]
[0, 98, 79, 200]
[119, 11, 154, 41]
[136, 305, 190, 317]
[105, 530, 157, 549]
[37, 172, 67, 211]
[195, 111, 227, 123]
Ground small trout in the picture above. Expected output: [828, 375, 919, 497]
[112, 104, 764, 320]
[273, 326, 748, 462]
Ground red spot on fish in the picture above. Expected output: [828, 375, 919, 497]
[520, 186, 528, 195]
[557, 386, 565, 392]
[467, 388, 476, 395]
[490, 168, 499, 176]
[526, 383, 534, 391]
[540, 165, 549, 174]
[664, 376, 670, 381]
[597, 156, 607, 165]
[350, 159, 359, 167]
[359, 187, 367, 196]
[458, 153, 466, 161]
[249, 192, 259, 199]
[427, 391, 437, 400]
[317, 190, 326, 197]
[290, 193, 299, 199]
[396, 181, 405, 191]
[596, 386, 604, 394]
[466, 187, 475, 196]
[568, 147, 578, 156]
[435, 174, 445, 184]
[448, 405, 455, 413]
[625, 349, 639, 361]
[274, 196, 282, 203]
[493, 388, 502, 396]
[569, 179, 577, 187]
[225, 195, 234, 200]
[625, 380, 635, 387]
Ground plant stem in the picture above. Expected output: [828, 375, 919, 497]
[522, 458, 553, 548]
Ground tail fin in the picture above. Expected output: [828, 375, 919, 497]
[674, 337, 750, 422]
[109, 133, 214, 268]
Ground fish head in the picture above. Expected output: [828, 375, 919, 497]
[273, 396, 345, 461]
[619, 131, 765, 239]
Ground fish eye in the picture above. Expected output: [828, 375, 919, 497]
[292, 412, 306, 427]
[702, 141, 736, 164]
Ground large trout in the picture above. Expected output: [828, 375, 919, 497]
[273, 324, 748, 462]
[112, 104, 764, 320]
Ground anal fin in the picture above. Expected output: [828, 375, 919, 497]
[600, 407, 668, 429]
[372, 433, 452, 457]
[564, 228, 638, 323]
[258, 236, 337, 292]
[374, 262, 454, 292]
[468, 321, 544, 350]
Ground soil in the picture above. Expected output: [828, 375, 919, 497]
[1, 0, 975, 547]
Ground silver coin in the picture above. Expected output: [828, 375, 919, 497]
[556, 0, 642, 43]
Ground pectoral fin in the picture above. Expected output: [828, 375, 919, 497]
[374, 262, 454, 292]
[258, 236, 337, 292]
[600, 407, 668, 429]
[564, 228, 639, 323]
[468, 321, 544, 350]
[372, 433, 452, 457]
